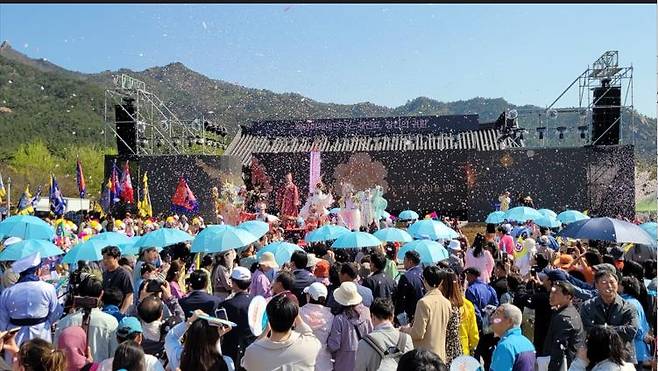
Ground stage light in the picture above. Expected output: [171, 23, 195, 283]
[556, 126, 567, 140]
[577, 125, 588, 140]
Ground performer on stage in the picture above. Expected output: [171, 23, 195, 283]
[339, 182, 361, 231]
[276, 173, 301, 227]
[299, 181, 334, 222]
[359, 188, 377, 230]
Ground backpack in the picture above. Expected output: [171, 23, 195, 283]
[362, 332, 408, 371]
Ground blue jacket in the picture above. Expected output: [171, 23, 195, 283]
[465, 278, 499, 330]
[394, 265, 424, 320]
[491, 327, 536, 371]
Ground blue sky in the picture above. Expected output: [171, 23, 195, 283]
[1, 4, 655, 116]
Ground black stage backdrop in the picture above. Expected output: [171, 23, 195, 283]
[104, 155, 243, 220]
[253, 145, 635, 221]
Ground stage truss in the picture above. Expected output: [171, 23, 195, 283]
[103, 74, 227, 155]
[515, 50, 634, 147]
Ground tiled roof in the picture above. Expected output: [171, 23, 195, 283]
[226, 128, 523, 166]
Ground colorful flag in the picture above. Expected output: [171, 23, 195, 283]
[16, 185, 34, 215]
[0, 173, 6, 202]
[76, 158, 87, 198]
[171, 177, 198, 214]
[100, 177, 112, 213]
[110, 160, 122, 203]
[120, 160, 134, 203]
[138, 172, 153, 218]
[49, 175, 67, 216]
[31, 185, 42, 208]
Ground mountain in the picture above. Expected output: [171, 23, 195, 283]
[0, 40, 655, 200]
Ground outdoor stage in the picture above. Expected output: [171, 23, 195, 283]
[103, 114, 635, 222]
[250, 145, 635, 222]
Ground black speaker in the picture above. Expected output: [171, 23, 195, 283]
[591, 84, 621, 145]
[115, 98, 137, 155]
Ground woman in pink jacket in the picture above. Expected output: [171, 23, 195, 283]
[464, 233, 495, 284]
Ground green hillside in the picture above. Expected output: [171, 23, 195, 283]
[0, 41, 655, 206]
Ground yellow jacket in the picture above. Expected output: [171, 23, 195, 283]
[459, 298, 480, 355]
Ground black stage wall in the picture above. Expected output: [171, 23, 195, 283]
[252, 145, 635, 221]
[104, 155, 243, 220]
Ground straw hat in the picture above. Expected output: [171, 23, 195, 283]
[553, 254, 574, 269]
[333, 281, 363, 306]
[258, 252, 279, 269]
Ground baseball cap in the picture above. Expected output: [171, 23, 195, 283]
[231, 266, 251, 281]
[609, 246, 625, 260]
[117, 316, 142, 338]
[303, 282, 328, 301]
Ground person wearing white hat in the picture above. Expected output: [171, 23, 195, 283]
[0, 237, 22, 289]
[327, 282, 373, 371]
[0, 252, 63, 354]
[299, 282, 334, 371]
[446, 239, 465, 276]
[249, 252, 278, 298]
[217, 266, 254, 366]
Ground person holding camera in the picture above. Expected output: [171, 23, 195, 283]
[164, 309, 234, 371]
[101, 246, 133, 314]
[54, 275, 118, 362]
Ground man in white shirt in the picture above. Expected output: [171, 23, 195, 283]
[54, 275, 118, 361]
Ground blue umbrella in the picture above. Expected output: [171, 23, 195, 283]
[398, 210, 419, 221]
[557, 210, 590, 225]
[408, 219, 459, 240]
[0, 215, 54, 240]
[639, 222, 657, 241]
[0, 239, 64, 261]
[191, 225, 258, 253]
[329, 208, 341, 215]
[256, 241, 303, 266]
[133, 228, 193, 251]
[534, 215, 562, 229]
[397, 240, 449, 264]
[557, 217, 654, 245]
[117, 236, 142, 256]
[331, 231, 382, 249]
[62, 238, 109, 264]
[237, 220, 270, 239]
[538, 209, 558, 219]
[505, 206, 542, 223]
[373, 228, 413, 243]
[305, 225, 350, 243]
[485, 211, 507, 224]
[88, 232, 131, 246]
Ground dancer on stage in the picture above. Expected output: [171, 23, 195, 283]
[339, 182, 361, 231]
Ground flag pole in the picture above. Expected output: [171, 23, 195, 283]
[6, 177, 11, 217]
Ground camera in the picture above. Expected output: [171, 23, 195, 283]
[73, 296, 100, 309]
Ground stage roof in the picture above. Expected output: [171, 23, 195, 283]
[225, 128, 520, 166]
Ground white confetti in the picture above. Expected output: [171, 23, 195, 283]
[202, 21, 207, 30]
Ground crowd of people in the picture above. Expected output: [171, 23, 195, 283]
[0, 205, 656, 371]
